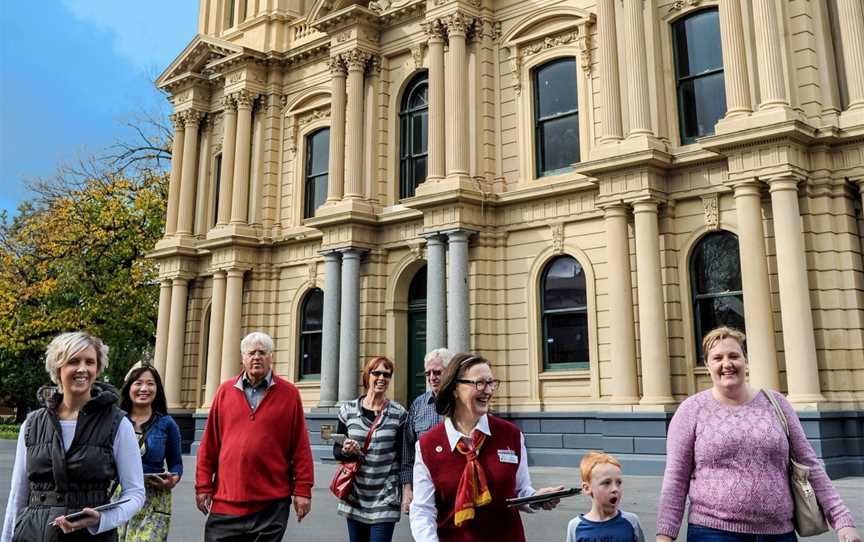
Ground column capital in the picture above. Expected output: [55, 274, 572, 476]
[422, 232, 447, 245]
[231, 89, 256, 109]
[442, 12, 475, 37]
[765, 174, 805, 193]
[631, 198, 661, 214]
[599, 201, 630, 216]
[169, 112, 185, 130]
[730, 179, 765, 197]
[319, 249, 343, 260]
[220, 93, 238, 112]
[179, 109, 206, 127]
[328, 55, 347, 76]
[338, 246, 367, 259]
[423, 18, 446, 41]
[444, 229, 473, 243]
[341, 49, 374, 73]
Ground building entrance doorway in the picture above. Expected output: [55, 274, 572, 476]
[407, 266, 427, 403]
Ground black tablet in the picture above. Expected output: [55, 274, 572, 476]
[505, 487, 581, 507]
[53, 499, 131, 525]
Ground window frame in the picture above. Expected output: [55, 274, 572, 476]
[211, 153, 222, 228]
[298, 287, 324, 380]
[532, 57, 580, 179]
[399, 72, 429, 200]
[540, 255, 590, 370]
[303, 127, 330, 219]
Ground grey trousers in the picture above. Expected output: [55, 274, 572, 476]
[204, 498, 292, 542]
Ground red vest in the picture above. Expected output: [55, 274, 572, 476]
[419, 415, 526, 542]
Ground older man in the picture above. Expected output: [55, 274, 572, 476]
[400, 347, 453, 513]
[195, 331, 314, 542]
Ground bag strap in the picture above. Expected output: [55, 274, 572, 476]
[361, 400, 389, 455]
[761, 389, 799, 462]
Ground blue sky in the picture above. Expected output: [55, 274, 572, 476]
[0, 1, 199, 216]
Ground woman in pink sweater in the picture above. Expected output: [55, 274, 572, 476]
[656, 327, 859, 542]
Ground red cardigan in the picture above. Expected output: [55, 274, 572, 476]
[195, 374, 314, 516]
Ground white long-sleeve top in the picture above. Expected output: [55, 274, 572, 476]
[409, 415, 535, 542]
[1, 416, 145, 542]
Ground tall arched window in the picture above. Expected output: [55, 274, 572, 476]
[299, 288, 324, 378]
[690, 231, 745, 361]
[540, 255, 588, 369]
[533, 58, 579, 178]
[399, 73, 428, 199]
[672, 8, 726, 144]
[304, 128, 329, 219]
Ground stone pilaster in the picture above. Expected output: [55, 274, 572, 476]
[165, 114, 185, 235]
[153, 279, 172, 378]
[338, 249, 363, 402]
[319, 251, 342, 407]
[446, 230, 471, 353]
[177, 110, 204, 235]
[425, 234, 447, 350]
[203, 271, 226, 407]
[732, 181, 780, 390]
[837, 0, 864, 109]
[344, 50, 372, 200]
[752, 0, 789, 109]
[231, 91, 254, 224]
[603, 204, 639, 402]
[326, 57, 347, 203]
[217, 96, 237, 225]
[622, 0, 652, 137]
[598, 0, 623, 142]
[718, 0, 752, 117]
[633, 200, 674, 405]
[444, 13, 472, 178]
[220, 269, 245, 382]
[165, 277, 189, 409]
[426, 20, 446, 180]
[767, 177, 824, 404]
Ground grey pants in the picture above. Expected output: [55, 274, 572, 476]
[204, 498, 292, 542]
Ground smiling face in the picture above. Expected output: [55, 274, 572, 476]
[453, 362, 494, 419]
[425, 357, 445, 394]
[129, 370, 157, 408]
[59, 346, 99, 397]
[241, 342, 273, 383]
[368, 361, 392, 395]
[706, 337, 747, 393]
[583, 462, 623, 517]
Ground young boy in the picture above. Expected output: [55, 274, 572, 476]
[565, 451, 645, 542]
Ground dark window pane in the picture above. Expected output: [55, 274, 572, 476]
[413, 157, 427, 188]
[692, 232, 742, 294]
[679, 74, 727, 142]
[412, 112, 428, 154]
[535, 59, 578, 119]
[543, 256, 586, 310]
[308, 129, 329, 175]
[302, 289, 323, 331]
[400, 73, 429, 199]
[538, 113, 579, 174]
[674, 10, 723, 78]
[545, 312, 589, 364]
[313, 175, 328, 210]
[300, 333, 322, 375]
[409, 84, 428, 109]
[408, 267, 427, 303]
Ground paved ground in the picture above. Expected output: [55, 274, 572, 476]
[0, 439, 861, 541]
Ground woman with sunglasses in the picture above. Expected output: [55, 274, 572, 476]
[409, 353, 563, 542]
[333, 356, 407, 542]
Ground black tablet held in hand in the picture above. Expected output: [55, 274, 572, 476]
[56, 498, 131, 524]
[505, 487, 581, 508]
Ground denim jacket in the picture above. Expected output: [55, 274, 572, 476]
[133, 412, 183, 476]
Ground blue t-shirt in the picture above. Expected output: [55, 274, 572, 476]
[565, 510, 645, 542]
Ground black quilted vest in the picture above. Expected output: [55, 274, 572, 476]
[12, 383, 124, 542]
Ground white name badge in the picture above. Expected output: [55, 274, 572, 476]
[498, 449, 518, 464]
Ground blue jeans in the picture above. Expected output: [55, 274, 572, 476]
[346, 517, 396, 542]
[687, 524, 797, 542]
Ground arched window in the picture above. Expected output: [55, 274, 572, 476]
[672, 8, 726, 144]
[304, 128, 329, 219]
[690, 231, 745, 361]
[533, 58, 579, 178]
[299, 288, 324, 378]
[540, 255, 588, 369]
[399, 73, 429, 199]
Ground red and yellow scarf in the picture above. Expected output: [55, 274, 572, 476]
[453, 430, 492, 527]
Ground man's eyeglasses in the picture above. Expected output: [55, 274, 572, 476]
[456, 379, 500, 391]
[424, 369, 443, 377]
[369, 370, 392, 379]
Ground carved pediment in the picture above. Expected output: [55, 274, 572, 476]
[156, 35, 244, 91]
[308, 0, 371, 26]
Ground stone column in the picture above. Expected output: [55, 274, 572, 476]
[165, 277, 189, 409]
[622, 0, 652, 136]
[231, 91, 254, 224]
[203, 271, 226, 407]
[718, 0, 753, 116]
[426, 20, 446, 180]
[425, 234, 447, 350]
[447, 230, 470, 353]
[327, 57, 347, 202]
[338, 249, 362, 401]
[319, 252, 342, 407]
[217, 97, 237, 225]
[752, 0, 789, 109]
[344, 50, 370, 199]
[768, 177, 823, 403]
[633, 200, 674, 404]
[165, 114, 185, 235]
[604, 205, 639, 402]
[837, 0, 864, 109]
[177, 110, 202, 235]
[153, 279, 172, 378]
[220, 269, 244, 382]
[732, 182, 780, 390]
[444, 14, 471, 177]
[598, 0, 623, 142]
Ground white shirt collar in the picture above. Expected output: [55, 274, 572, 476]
[443, 414, 491, 451]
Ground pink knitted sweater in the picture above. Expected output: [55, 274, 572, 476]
[656, 389, 855, 537]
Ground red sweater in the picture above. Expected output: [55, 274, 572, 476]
[195, 374, 314, 516]
[420, 415, 526, 542]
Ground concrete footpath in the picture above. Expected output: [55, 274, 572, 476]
[0, 440, 860, 541]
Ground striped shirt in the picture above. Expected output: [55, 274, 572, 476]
[399, 390, 442, 485]
[336, 397, 407, 524]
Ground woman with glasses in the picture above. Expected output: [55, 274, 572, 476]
[333, 356, 408, 542]
[409, 353, 563, 542]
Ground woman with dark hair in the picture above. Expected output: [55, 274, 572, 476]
[333, 356, 407, 542]
[409, 353, 563, 542]
[116, 365, 183, 542]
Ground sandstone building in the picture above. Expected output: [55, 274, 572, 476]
[152, 0, 864, 475]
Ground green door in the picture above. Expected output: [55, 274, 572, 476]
[407, 267, 427, 403]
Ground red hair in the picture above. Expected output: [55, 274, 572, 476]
[361, 356, 395, 389]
